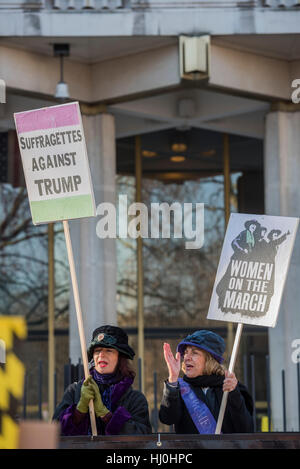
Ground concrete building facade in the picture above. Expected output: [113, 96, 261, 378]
[0, 0, 300, 430]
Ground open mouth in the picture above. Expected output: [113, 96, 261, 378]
[185, 364, 193, 371]
[99, 361, 108, 368]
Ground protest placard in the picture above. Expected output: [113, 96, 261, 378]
[207, 213, 299, 433]
[208, 213, 299, 328]
[14, 102, 96, 225]
[14, 102, 98, 436]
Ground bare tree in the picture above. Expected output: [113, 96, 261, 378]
[116, 175, 230, 329]
[0, 183, 69, 327]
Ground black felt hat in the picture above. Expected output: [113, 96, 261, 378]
[244, 219, 260, 230]
[87, 325, 135, 361]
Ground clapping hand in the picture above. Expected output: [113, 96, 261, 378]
[163, 343, 181, 383]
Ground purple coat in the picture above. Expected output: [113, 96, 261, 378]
[53, 376, 152, 436]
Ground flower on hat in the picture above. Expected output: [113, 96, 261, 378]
[96, 333, 117, 345]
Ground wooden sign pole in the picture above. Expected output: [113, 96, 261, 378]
[14, 103, 98, 435]
[135, 135, 145, 394]
[48, 223, 55, 422]
[63, 220, 97, 437]
[215, 322, 244, 434]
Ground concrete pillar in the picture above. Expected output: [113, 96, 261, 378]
[264, 108, 300, 431]
[69, 112, 117, 363]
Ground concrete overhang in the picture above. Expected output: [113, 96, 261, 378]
[1, 34, 299, 141]
[0, 9, 300, 36]
[0, 36, 297, 103]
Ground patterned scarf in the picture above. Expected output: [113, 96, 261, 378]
[91, 368, 121, 386]
[90, 368, 134, 411]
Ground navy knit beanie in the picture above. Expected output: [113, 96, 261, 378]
[177, 330, 225, 363]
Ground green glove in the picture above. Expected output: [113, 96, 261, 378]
[76, 376, 96, 414]
[89, 379, 110, 418]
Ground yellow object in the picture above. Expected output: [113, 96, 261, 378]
[0, 415, 19, 450]
[0, 353, 25, 410]
[0, 316, 27, 449]
[0, 317, 27, 349]
[261, 416, 273, 432]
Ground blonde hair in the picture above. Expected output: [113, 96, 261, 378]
[202, 350, 225, 376]
[181, 348, 225, 376]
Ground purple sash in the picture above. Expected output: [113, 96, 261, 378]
[178, 378, 217, 434]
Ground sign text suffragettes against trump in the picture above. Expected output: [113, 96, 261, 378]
[14, 102, 96, 225]
[207, 213, 299, 328]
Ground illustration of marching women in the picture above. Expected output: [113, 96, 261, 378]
[215, 218, 291, 318]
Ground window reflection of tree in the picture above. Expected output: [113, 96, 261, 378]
[116, 175, 227, 329]
[116, 173, 241, 432]
[0, 184, 69, 327]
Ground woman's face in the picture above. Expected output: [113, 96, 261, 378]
[93, 347, 119, 374]
[249, 224, 256, 233]
[182, 346, 206, 378]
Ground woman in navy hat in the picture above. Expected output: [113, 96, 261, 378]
[159, 330, 254, 434]
[53, 325, 152, 435]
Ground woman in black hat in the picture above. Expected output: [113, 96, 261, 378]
[53, 325, 152, 436]
[231, 219, 261, 258]
[159, 330, 254, 434]
[216, 219, 261, 314]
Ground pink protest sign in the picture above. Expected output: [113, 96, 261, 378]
[14, 102, 96, 225]
[14, 102, 80, 134]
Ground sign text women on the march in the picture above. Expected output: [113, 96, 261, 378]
[208, 213, 299, 328]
